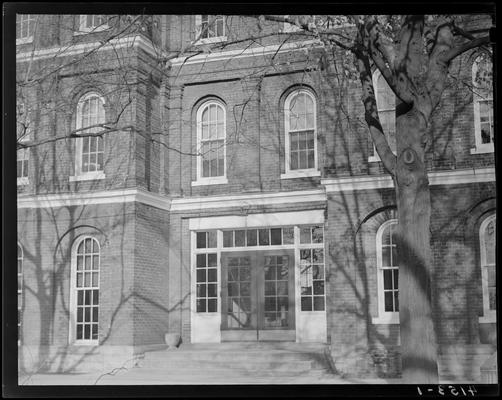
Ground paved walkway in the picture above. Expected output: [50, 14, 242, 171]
[19, 369, 402, 385]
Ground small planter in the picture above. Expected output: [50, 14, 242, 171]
[164, 333, 181, 349]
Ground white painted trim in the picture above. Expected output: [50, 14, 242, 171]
[174, 189, 326, 212]
[470, 144, 494, 154]
[17, 188, 171, 211]
[16, 35, 158, 63]
[189, 210, 325, 231]
[374, 219, 400, 324]
[69, 172, 106, 182]
[17, 177, 29, 186]
[76, 15, 110, 34]
[281, 170, 321, 179]
[479, 214, 496, 323]
[322, 167, 496, 193]
[191, 177, 229, 186]
[16, 37, 33, 45]
[170, 39, 322, 66]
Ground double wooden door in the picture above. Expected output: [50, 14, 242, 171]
[221, 250, 295, 341]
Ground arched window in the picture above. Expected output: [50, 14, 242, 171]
[283, 89, 319, 177]
[480, 214, 496, 322]
[374, 219, 399, 324]
[195, 101, 227, 185]
[369, 70, 396, 161]
[472, 54, 494, 154]
[72, 93, 105, 180]
[70, 237, 100, 344]
[18, 244, 23, 345]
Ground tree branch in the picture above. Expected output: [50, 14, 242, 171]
[441, 36, 491, 63]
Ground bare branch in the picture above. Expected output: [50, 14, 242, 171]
[441, 36, 491, 63]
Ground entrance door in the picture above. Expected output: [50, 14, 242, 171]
[221, 250, 295, 341]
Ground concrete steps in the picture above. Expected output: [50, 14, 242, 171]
[138, 342, 335, 380]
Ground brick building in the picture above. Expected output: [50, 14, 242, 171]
[16, 14, 496, 380]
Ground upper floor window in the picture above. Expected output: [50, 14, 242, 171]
[282, 89, 319, 178]
[369, 70, 396, 162]
[70, 236, 100, 344]
[195, 15, 226, 43]
[373, 219, 399, 324]
[78, 15, 109, 33]
[193, 101, 227, 186]
[17, 103, 30, 185]
[16, 14, 36, 43]
[70, 93, 105, 181]
[18, 244, 23, 345]
[479, 214, 496, 323]
[471, 54, 494, 154]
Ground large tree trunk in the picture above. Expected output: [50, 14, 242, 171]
[395, 106, 438, 383]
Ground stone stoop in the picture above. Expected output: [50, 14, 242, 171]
[438, 344, 497, 383]
[136, 342, 336, 382]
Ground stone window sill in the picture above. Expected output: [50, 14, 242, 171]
[479, 312, 496, 324]
[281, 170, 321, 179]
[470, 145, 494, 155]
[192, 177, 228, 186]
[17, 177, 29, 186]
[69, 172, 106, 182]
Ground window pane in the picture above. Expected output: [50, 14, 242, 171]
[301, 297, 313, 311]
[270, 228, 282, 245]
[207, 283, 217, 298]
[234, 230, 245, 247]
[300, 227, 311, 244]
[313, 296, 325, 311]
[208, 299, 217, 312]
[196, 299, 206, 312]
[383, 269, 393, 290]
[313, 281, 324, 295]
[382, 247, 391, 267]
[246, 230, 257, 246]
[207, 231, 217, 248]
[312, 226, 323, 243]
[384, 292, 394, 312]
[223, 231, 233, 247]
[196, 254, 206, 268]
[208, 253, 217, 268]
[282, 227, 294, 244]
[92, 291, 99, 305]
[207, 268, 217, 282]
[196, 232, 207, 248]
[259, 229, 270, 245]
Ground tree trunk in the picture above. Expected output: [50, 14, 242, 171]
[395, 106, 438, 383]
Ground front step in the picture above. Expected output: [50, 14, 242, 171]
[138, 342, 334, 379]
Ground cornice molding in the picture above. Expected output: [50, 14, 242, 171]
[321, 167, 496, 193]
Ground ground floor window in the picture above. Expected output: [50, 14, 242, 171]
[480, 214, 496, 319]
[71, 236, 100, 344]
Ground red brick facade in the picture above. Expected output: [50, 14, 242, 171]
[16, 14, 495, 378]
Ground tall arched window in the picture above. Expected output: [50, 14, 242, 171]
[472, 54, 494, 154]
[283, 89, 319, 178]
[369, 70, 396, 161]
[194, 101, 227, 185]
[18, 244, 23, 345]
[70, 237, 100, 344]
[373, 219, 399, 324]
[479, 214, 496, 323]
[72, 93, 105, 181]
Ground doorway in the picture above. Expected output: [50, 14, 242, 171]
[220, 250, 295, 341]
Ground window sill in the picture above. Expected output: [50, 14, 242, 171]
[69, 172, 106, 182]
[368, 155, 382, 163]
[281, 170, 321, 179]
[470, 145, 494, 155]
[195, 36, 227, 45]
[73, 340, 99, 346]
[73, 26, 110, 36]
[372, 314, 399, 325]
[16, 37, 33, 45]
[17, 177, 29, 186]
[192, 177, 228, 186]
[479, 312, 496, 324]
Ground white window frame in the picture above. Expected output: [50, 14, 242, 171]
[471, 56, 494, 154]
[372, 219, 400, 324]
[281, 89, 320, 179]
[479, 215, 496, 323]
[69, 92, 106, 182]
[17, 103, 30, 186]
[195, 15, 227, 44]
[18, 243, 23, 346]
[369, 69, 397, 163]
[192, 100, 228, 186]
[16, 14, 36, 44]
[69, 236, 100, 346]
[76, 15, 109, 35]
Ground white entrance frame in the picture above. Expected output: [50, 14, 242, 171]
[189, 210, 327, 343]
